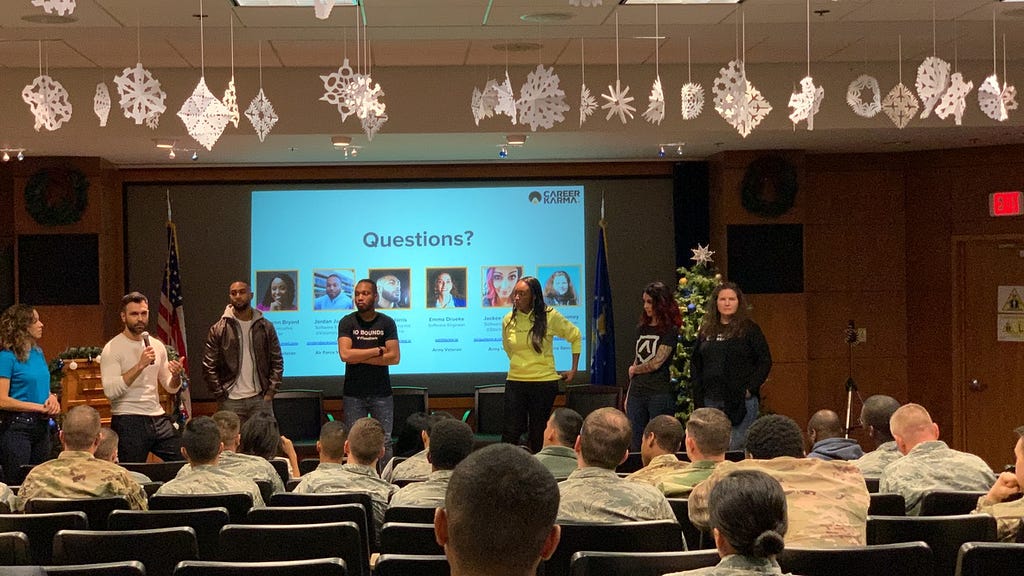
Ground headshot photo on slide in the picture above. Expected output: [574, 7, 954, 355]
[427, 267, 467, 308]
[313, 268, 355, 310]
[481, 265, 522, 307]
[255, 270, 299, 312]
[538, 265, 581, 306]
[369, 268, 411, 309]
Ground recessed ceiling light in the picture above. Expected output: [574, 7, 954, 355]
[506, 134, 527, 146]
[153, 138, 177, 149]
[332, 135, 352, 148]
[620, 0, 742, 5]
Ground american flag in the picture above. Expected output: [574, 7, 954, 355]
[157, 212, 192, 421]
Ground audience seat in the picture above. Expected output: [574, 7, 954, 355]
[615, 452, 643, 474]
[863, 477, 880, 493]
[545, 520, 686, 576]
[724, 450, 745, 462]
[107, 507, 230, 561]
[868, 493, 906, 516]
[45, 560, 146, 576]
[269, 459, 290, 488]
[119, 461, 187, 483]
[380, 522, 444, 555]
[255, 480, 274, 507]
[666, 498, 711, 550]
[384, 506, 437, 524]
[777, 541, 933, 576]
[272, 390, 324, 450]
[867, 514, 997, 576]
[245, 504, 370, 576]
[955, 541, 1024, 576]
[149, 493, 253, 524]
[269, 492, 373, 539]
[217, 522, 362, 572]
[172, 557, 347, 576]
[471, 385, 505, 445]
[375, 554, 449, 576]
[52, 527, 199, 576]
[564, 385, 622, 419]
[0, 530, 31, 565]
[918, 491, 988, 517]
[24, 497, 130, 530]
[0, 512, 87, 564]
[299, 458, 321, 477]
[568, 550, 719, 576]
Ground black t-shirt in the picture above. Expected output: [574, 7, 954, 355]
[337, 311, 399, 398]
[630, 324, 676, 396]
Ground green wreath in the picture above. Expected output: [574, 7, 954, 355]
[24, 167, 90, 226]
[740, 156, 798, 218]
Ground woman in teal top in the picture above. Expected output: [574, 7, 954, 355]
[0, 304, 60, 485]
[501, 276, 581, 452]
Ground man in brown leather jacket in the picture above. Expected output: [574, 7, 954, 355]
[203, 281, 284, 424]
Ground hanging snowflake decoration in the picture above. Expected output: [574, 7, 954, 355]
[579, 83, 597, 126]
[494, 72, 518, 124]
[846, 74, 882, 118]
[223, 77, 239, 128]
[361, 112, 388, 141]
[934, 72, 973, 126]
[680, 82, 704, 120]
[915, 56, 950, 119]
[643, 77, 666, 125]
[113, 63, 167, 128]
[788, 76, 824, 130]
[22, 74, 72, 132]
[94, 82, 111, 127]
[244, 88, 278, 143]
[881, 83, 919, 129]
[517, 64, 570, 131]
[31, 0, 75, 16]
[978, 74, 1017, 122]
[569, 0, 603, 5]
[712, 60, 772, 138]
[471, 81, 498, 126]
[350, 73, 386, 121]
[601, 79, 636, 124]
[313, 0, 333, 20]
[320, 58, 359, 122]
[177, 76, 233, 150]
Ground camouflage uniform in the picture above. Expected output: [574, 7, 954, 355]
[534, 445, 578, 479]
[688, 457, 870, 548]
[293, 461, 397, 543]
[557, 467, 676, 523]
[659, 460, 720, 497]
[389, 469, 452, 508]
[852, 441, 902, 477]
[0, 484, 15, 513]
[974, 494, 1024, 542]
[383, 450, 430, 483]
[664, 554, 792, 575]
[156, 463, 265, 507]
[879, 440, 996, 515]
[176, 450, 285, 494]
[625, 453, 693, 487]
[17, 451, 148, 512]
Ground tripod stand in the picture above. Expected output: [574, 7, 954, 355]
[843, 320, 863, 439]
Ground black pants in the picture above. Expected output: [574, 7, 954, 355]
[502, 380, 559, 453]
[0, 413, 51, 485]
[111, 414, 184, 463]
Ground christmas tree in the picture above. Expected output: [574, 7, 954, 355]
[672, 245, 721, 422]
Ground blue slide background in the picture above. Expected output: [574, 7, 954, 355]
[252, 185, 586, 376]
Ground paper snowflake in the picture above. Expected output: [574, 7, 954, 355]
[113, 63, 167, 127]
[350, 73, 386, 121]
[881, 82, 919, 129]
[978, 74, 1017, 122]
[31, 0, 75, 16]
[680, 82, 704, 120]
[713, 60, 772, 138]
[244, 88, 278, 143]
[579, 83, 597, 127]
[495, 72, 518, 124]
[313, 0, 333, 20]
[517, 64, 569, 131]
[22, 74, 72, 132]
[177, 76, 233, 150]
[846, 74, 881, 118]
[643, 76, 666, 125]
[601, 79, 636, 124]
[94, 82, 110, 127]
[569, 0, 602, 5]
[934, 72, 973, 126]
[788, 76, 824, 130]
[915, 56, 950, 119]
[361, 112, 388, 141]
[320, 59, 359, 122]
[223, 77, 239, 128]
[471, 80, 499, 126]
[691, 244, 715, 266]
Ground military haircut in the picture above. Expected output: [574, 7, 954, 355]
[579, 407, 632, 470]
[445, 443, 559, 574]
[95, 428, 118, 460]
[745, 414, 805, 459]
[686, 407, 732, 457]
[644, 414, 685, 453]
[808, 409, 845, 440]
[709, 469, 788, 558]
[319, 420, 348, 460]
[427, 418, 474, 470]
[212, 410, 242, 445]
[889, 403, 933, 438]
[348, 417, 386, 463]
[860, 395, 901, 441]
[63, 405, 102, 451]
[550, 407, 583, 447]
[182, 416, 222, 464]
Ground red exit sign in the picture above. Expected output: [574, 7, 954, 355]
[990, 191, 1023, 217]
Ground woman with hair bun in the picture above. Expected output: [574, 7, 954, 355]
[666, 469, 792, 575]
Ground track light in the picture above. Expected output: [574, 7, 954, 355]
[168, 149, 176, 159]
[17, 151, 24, 161]
[1, 152, 8, 163]
[657, 142, 686, 158]
[498, 146, 508, 158]
[191, 151, 199, 161]
[658, 146, 666, 158]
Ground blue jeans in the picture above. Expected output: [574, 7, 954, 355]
[0, 413, 51, 485]
[343, 395, 394, 466]
[704, 396, 760, 451]
[626, 392, 678, 451]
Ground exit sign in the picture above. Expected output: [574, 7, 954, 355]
[990, 191, 1023, 217]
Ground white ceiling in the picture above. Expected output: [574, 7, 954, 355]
[2, 0, 1024, 166]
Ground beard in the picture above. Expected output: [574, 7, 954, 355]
[127, 321, 147, 335]
[232, 300, 251, 313]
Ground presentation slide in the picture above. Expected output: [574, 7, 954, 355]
[251, 185, 587, 377]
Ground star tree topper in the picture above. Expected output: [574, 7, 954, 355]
[691, 244, 715, 266]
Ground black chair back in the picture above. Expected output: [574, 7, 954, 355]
[172, 558, 348, 576]
[270, 492, 373, 525]
[24, 496, 130, 530]
[119, 461, 188, 483]
[955, 541, 1024, 576]
[272, 390, 324, 448]
[0, 511, 87, 564]
[380, 522, 444, 555]
[918, 491, 988, 516]
[255, 479, 274, 506]
[246, 503, 370, 573]
[724, 450, 745, 462]
[392, 387, 429, 442]
[564, 384, 622, 419]
[569, 550, 719, 576]
[149, 492, 254, 524]
[299, 458, 321, 476]
[864, 476, 880, 493]
[666, 498, 710, 550]
[867, 514, 997, 576]
[545, 520, 685, 576]
[869, 493, 907, 516]
[778, 541, 933, 576]
[0, 530, 31, 565]
[45, 560, 146, 576]
[52, 527, 199, 576]
[218, 521, 363, 575]
[141, 481, 164, 497]
[615, 452, 643, 474]
[269, 458, 290, 488]
[375, 554, 450, 576]
[472, 384, 505, 441]
[384, 505, 437, 524]
[16, 464, 34, 486]
[108, 507, 230, 561]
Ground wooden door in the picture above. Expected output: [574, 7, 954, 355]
[953, 235, 1024, 469]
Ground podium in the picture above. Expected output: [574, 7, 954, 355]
[60, 358, 174, 424]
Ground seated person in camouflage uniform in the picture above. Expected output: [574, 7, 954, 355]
[667, 470, 795, 576]
[435, 443, 561, 576]
[95, 428, 153, 485]
[294, 417, 397, 543]
[689, 414, 869, 548]
[625, 414, 690, 487]
[974, 424, 1024, 541]
[880, 403, 995, 515]
[660, 407, 731, 497]
[173, 411, 284, 494]
[18, 405, 147, 511]
[557, 407, 675, 523]
[154, 416, 264, 507]
[851, 395, 902, 476]
[390, 418, 474, 508]
[806, 409, 863, 461]
[383, 411, 453, 483]
[534, 408, 582, 479]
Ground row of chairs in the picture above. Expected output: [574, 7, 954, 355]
[0, 556, 348, 576]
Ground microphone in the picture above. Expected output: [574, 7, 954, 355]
[845, 320, 858, 345]
[141, 331, 154, 364]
